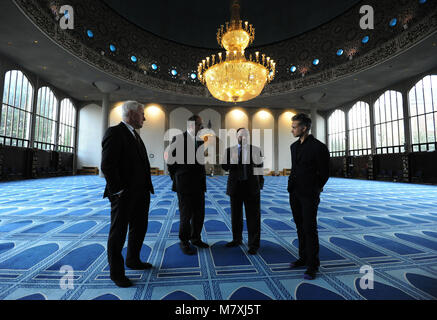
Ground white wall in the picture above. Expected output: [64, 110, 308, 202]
[199, 108, 221, 135]
[252, 110, 275, 172]
[142, 105, 165, 170]
[77, 103, 102, 169]
[278, 111, 297, 171]
[315, 111, 326, 144]
[169, 107, 193, 140]
[225, 109, 249, 148]
[225, 109, 249, 130]
[109, 103, 123, 127]
[77, 104, 311, 173]
[310, 108, 326, 144]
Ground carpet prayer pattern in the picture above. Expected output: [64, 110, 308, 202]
[0, 176, 436, 300]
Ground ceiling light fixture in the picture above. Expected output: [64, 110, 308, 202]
[198, 0, 275, 103]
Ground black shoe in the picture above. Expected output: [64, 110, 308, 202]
[304, 267, 318, 280]
[225, 240, 242, 248]
[191, 240, 209, 248]
[180, 242, 196, 255]
[126, 261, 153, 270]
[248, 248, 258, 255]
[290, 259, 306, 269]
[111, 276, 133, 288]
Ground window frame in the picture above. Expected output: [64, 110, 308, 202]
[0, 70, 34, 148]
[374, 90, 405, 154]
[409, 75, 437, 153]
[57, 98, 76, 153]
[328, 109, 346, 157]
[348, 101, 372, 156]
[33, 86, 58, 151]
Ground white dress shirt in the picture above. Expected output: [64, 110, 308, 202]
[122, 121, 136, 138]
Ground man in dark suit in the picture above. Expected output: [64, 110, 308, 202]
[101, 101, 154, 288]
[221, 128, 264, 255]
[167, 115, 208, 255]
[288, 113, 330, 280]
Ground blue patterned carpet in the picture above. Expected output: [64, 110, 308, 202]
[0, 176, 436, 300]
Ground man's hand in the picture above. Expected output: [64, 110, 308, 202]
[113, 189, 124, 198]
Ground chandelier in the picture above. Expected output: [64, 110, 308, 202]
[198, 0, 275, 103]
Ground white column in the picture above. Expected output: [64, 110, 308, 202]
[101, 93, 110, 135]
[73, 106, 80, 174]
[29, 77, 40, 147]
[301, 92, 325, 141]
[368, 98, 377, 154]
[0, 68, 4, 130]
[93, 81, 119, 177]
[54, 98, 61, 150]
[344, 107, 350, 157]
[274, 110, 279, 174]
[402, 90, 412, 153]
[311, 108, 318, 139]
[163, 105, 170, 175]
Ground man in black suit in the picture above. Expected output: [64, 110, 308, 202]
[288, 113, 330, 280]
[167, 115, 208, 255]
[101, 101, 154, 288]
[221, 128, 264, 255]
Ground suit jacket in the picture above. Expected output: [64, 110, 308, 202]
[288, 134, 330, 196]
[101, 122, 154, 198]
[221, 144, 264, 196]
[167, 131, 206, 194]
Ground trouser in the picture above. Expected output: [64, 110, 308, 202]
[230, 182, 261, 250]
[107, 190, 150, 279]
[289, 191, 320, 268]
[177, 191, 205, 243]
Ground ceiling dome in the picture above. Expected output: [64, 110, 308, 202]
[102, 0, 361, 48]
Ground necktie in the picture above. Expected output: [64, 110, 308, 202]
[239, 145, 248, 181]
[133, 130, 143, 149]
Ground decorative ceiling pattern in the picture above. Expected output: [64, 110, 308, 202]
[13, 0, 437, 101]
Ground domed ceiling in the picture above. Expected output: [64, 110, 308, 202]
[102, 0, 361, 48]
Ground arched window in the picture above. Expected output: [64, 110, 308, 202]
[348, 101, 371, 156]
[58, 99, 76, 153]
[374, 91, 404, 154]
[328, 109, 346, 157]
[0, 70, 33, 147]
[409, 75, 437, 152]
[34, 87, 58, 150]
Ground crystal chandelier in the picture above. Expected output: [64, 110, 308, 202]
[198, 0, 275, 103]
